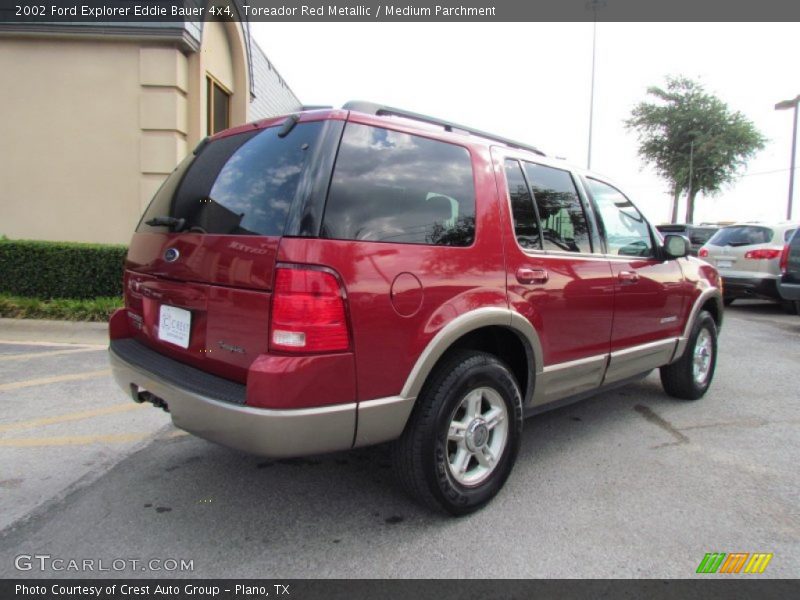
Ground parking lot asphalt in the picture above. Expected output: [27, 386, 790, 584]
[0, 302, 797, 578]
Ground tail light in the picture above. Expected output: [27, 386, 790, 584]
[779, 244, 791, 273]
[744, 248, 781, 260]
[698, 248, 709, 258]
[269, 266, 350, 353]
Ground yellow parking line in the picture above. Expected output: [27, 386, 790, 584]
[0, 403, 143, 433]
[0, 369, 110, 392]
[0, 347, 105, 362]
[164, 429, 189, 439]
[0, 433, 147, 448]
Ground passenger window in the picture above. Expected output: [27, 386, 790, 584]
[322, 123, 475, 246]
[586, 178, 654, 257]
[505, 160, 541, 250]
[523, 163, 591, 253]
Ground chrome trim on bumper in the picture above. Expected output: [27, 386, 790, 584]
[109, 347, 356, 458]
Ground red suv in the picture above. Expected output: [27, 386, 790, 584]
[109, 102, 723, 514]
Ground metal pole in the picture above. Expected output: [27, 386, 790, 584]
[686, 140, 694, 224]
[788, 102, 798, 220]
[587, 13, 597, 170]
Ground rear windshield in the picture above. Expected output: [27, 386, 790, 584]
[138, 122, 323, 236]
[708, 225, 773, 247]
[321, 123, 476, 246]
[689, 227, 718, 246]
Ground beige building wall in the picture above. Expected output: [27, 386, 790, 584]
[0, 38, 144, 244]
[0, 38, 193, 244]
[0, 20, 259, 245]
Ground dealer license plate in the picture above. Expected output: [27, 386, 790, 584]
[158, 305, 191, 349]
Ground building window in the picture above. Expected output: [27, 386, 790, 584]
[207, 76, 230, 135]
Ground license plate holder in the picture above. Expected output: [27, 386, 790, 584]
[158, 305, 192, 349]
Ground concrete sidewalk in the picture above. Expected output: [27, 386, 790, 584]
[0, 317, 108, 346]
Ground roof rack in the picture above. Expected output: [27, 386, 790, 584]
[342, 100, 545, 157]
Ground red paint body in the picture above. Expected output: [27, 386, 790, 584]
[116, 109, 719, 410]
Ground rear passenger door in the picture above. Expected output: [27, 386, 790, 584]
[583, 177, 686, 383]
[496, 152, 615, 404]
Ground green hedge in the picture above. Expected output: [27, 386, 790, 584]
[0, 239, 127, 300]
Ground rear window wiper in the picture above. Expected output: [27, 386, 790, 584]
[145, 216, 186, 232]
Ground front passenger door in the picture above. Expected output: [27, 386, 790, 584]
[583, 178, 686, 383]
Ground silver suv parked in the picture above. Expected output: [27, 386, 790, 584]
[699, 222, 799, 311]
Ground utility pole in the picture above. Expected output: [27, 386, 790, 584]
[586, 1, 606, 170]
[775, 95, 799, 221]
[686, 139, 694, 224]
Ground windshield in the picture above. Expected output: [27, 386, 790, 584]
[138, 121, 323, 236]
[707, 225, 773, 247]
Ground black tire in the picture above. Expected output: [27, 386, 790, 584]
[723, 297, 735, 307]
[660, 310, 718, 400]
[780, 300, 799, 315]
[391, 350, 523, 516]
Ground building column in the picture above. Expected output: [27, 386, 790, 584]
[138, 47, 189, 213]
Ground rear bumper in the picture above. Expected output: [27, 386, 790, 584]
[721, 275, 780, 301]
[108, 338, 413, 457]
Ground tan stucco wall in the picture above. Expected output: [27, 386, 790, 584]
[0, 23, 254, 246]
[0, 38, 144, 244]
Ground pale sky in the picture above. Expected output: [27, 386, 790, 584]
[252, 22, 799, 225]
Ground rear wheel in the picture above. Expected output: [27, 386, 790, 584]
[660, 310, 718, 400]
[391, 350, 523, 515]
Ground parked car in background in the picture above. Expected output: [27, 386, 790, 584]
[698, 222, 799, 312]
[778, 227, 800, 314]
[656, 223, 719, 256]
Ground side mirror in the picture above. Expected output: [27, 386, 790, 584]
[663, 234, 691, 259]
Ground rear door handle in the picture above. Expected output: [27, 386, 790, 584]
[618, 270, 640, 284]
[516, 267, 549, 284]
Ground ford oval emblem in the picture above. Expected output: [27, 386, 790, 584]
[164, 247, 180, 263]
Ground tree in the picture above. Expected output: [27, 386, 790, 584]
[625, 76, 766, 224]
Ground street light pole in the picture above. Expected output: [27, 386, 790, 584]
[775, 94, 800, 221]
[586, 0, 606, 170]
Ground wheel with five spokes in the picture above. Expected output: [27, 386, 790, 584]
[392, 350, 523, 515]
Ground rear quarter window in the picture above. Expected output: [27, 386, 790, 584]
[321, 123, 476, 246]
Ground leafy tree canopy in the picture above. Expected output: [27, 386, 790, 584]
[625, 76, 766, 223]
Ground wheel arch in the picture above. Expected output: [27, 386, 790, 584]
[673, 287, 723, 362]
[400, 308, 542, 404]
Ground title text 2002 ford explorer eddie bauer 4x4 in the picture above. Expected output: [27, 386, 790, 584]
[109, 102, 723, 515]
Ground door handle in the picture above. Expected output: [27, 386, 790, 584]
[618, 270, 640, 284]
[516, 267, 549, 284]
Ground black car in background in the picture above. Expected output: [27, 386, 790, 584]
[656, 224, 719, 256]
[779, 227, 800, 314]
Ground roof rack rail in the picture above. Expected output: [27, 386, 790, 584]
[342, 100, 545, 157]
[299, 105, 334, 110]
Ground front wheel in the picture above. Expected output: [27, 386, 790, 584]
[391, 350, 523, 516]
[660, 310, 718, 400]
